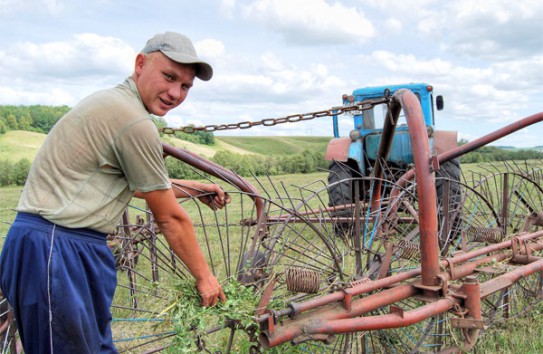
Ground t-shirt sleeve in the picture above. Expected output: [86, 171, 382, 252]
[114, 118, 171, 192]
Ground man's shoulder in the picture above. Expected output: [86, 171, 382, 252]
[87, 83, 137, 105]
[77, 83, 146, 118]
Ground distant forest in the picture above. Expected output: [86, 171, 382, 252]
[0, 105, 71, 134]
[457, 139, 543, 163]
[1, 105, 542, 186]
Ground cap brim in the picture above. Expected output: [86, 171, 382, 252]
[161, 50, 213, 81]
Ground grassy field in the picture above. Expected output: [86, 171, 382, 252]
[2, 164, 543, 352]
[217, 136, 331, 155]
[0, 130, 332, 162]
[2, 128, 543, 352]
[0, 131, 47, 162]
[0, 186, 21, 238]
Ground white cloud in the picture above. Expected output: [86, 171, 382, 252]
[202, 50, 346, 107]
[242, 0, 375, 45]
[422, 0, 543, 60]
[219, 0, 237, 18]
[384, 18, 402, 35]
[0, 0, 65, 15]
[0, 33, 135, 105]
[17, 33, 134, 78]
[350, 48, 539, 136]
[366, 51, 454, 76]
[0, 85, 76, 106]
[195, 39, 225, 59]
[0, 1, 542, 146]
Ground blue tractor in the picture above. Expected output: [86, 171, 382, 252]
[325, 83, 462, 251]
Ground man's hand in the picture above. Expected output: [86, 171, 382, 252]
[163, 180, 231, 210]
[196, 273, 227, 307]
[198, 185, 231, 210]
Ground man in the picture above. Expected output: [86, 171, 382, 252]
[0, 31, 227, 353]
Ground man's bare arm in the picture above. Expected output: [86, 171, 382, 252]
[135, 180, 230, 210]
[139, 188, 226, 306]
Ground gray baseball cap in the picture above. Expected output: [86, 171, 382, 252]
[141, 32, 213, 81]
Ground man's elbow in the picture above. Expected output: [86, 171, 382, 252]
[153, 211, 191, 231]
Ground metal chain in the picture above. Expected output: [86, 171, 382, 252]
[158, 97, 390, 134]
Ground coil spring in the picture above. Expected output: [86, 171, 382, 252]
[397, 240, 420, 259]
[465, 226, 503, 243]
[286, 268, 320, 294]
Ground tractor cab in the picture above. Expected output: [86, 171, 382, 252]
[326, 83, 452, 173]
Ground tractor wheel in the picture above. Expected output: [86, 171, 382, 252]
[435, 158, 463, 255]
[327, 161, 361, 238]
[435, 158, 461, 196]
[327, 160, 357, 206]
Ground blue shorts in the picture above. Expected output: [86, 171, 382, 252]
[0, 213, 118, 354]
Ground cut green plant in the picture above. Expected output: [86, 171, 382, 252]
[159, 279, 260, 353]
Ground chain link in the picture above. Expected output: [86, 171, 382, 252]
[158, 97, 389, 134]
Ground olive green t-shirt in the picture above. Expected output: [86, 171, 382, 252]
[18, 77, 171, 234]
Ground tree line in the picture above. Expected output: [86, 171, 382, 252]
[0, 105, 71, 134]
[1, 105, 543, 186]
[459, 141, 543, 163]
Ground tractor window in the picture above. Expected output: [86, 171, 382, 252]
[372, 103, 407, 130]
[371, 93, 421, 130]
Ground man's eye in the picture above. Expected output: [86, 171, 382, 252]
[164, 73, 175, 81]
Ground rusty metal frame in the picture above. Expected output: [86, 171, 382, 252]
[158, 95, 543, 351]
[253, 91, 543, 349]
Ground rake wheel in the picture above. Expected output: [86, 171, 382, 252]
[355, 173, 501, 352]
[109, 185, 282, 354]
[258, 175, 463, 353]
[469, 166, 543, 323]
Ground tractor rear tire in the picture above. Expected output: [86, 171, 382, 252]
[327, 161, 355, 207]
[327, 161, 361, 238]
[435, 158, 463, 255]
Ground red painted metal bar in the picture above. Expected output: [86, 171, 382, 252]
[162, 143, 269, 276]
[391, 112, 543, 198]
[162, 142, 263, 217]
[260, 284, 460, 347]
[311, 297, 458, 334]
[385, 110, 543, 287]
[438, 112, 543, 163]
[260, 230, 543, 329]
[479, 253, 543, 299]
[445, 231, 543, 266]
[260, 284, 420, 348]
[268, 268, 422, 320]
[459, 276, 483, 351]
[260, 249, 543, 348]
[392, 90, 440, 287]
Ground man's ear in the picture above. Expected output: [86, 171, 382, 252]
[134, 53, 147, 77]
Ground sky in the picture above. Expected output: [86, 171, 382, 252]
[1, 0, 542, 147]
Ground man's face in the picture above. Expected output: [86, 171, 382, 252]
[133, 52, 196, 116]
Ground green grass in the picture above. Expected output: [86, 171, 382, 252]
[3, 161, 543, 352]
[217, 136, 331, 156]
[0, 130, 331, 162]
[473, 311, 543, 353]
[0, 130, 47, 162]
[0, 186, 21, 239]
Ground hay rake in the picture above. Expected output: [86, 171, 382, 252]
[1, 90, 543, 353]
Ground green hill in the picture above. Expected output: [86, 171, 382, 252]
[0, 130, 332, 162]
[217, 136, 331, 155]
[0, 130, 47, 162]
